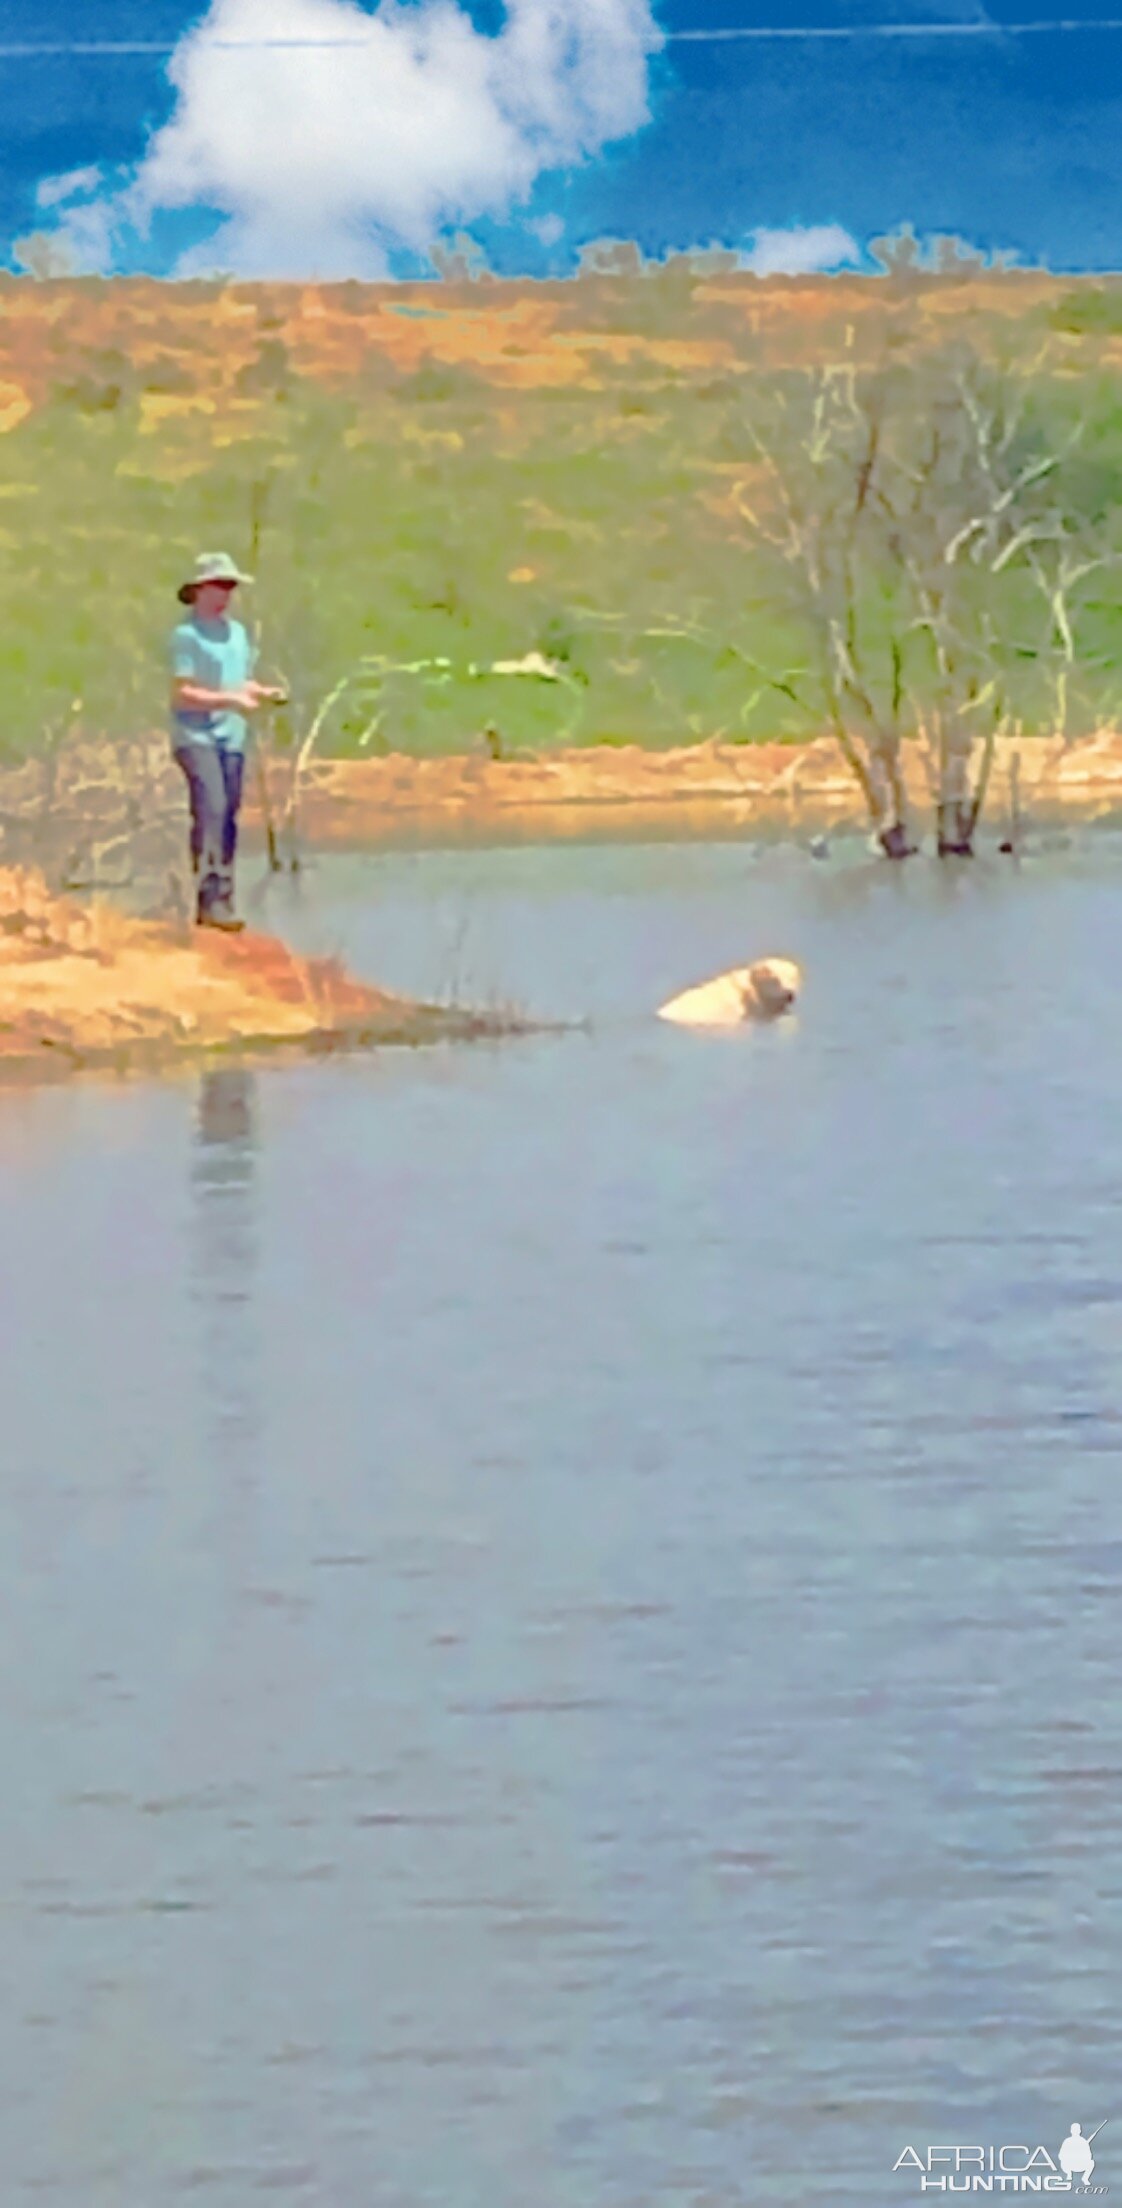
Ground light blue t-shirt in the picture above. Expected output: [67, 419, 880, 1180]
[170, 614, 256, 753]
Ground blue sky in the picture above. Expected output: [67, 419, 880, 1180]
[1, 1, 1121, 279]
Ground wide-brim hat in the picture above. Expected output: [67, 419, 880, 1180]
[178, 551, 253, 604]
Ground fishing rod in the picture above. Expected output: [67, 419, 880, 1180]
[246, 473, 286, 874]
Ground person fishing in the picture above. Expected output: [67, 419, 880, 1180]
[170, 552, 286, 930]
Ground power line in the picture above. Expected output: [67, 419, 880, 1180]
[2, 19, 1122, 56]
[666, 18, 1122, 36]
[0, 41, 347, 53]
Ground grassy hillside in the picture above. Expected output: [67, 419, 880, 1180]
[0, 265, 1120, 762]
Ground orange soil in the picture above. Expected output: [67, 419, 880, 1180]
[0, 865, 485, 1080]
[0, 270, 1083, 420]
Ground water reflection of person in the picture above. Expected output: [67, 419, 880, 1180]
[190, 1066, 261, 1472]
[188, 1067, 263, 2052]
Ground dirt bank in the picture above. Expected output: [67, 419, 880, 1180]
[245, 729, 1122, 849]
[0, 865, 507, 1084]
[3, 731, 1122, 887]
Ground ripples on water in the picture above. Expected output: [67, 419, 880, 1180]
[3, 838, 1122, 2205]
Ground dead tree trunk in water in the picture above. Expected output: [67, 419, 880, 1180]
[936, 723, 975, 856]
[999, 748, 1023, 857]
[862, 739, 916, 858]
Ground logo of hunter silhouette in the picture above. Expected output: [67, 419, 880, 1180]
[894, 2119, 1108, 2192]
[1060, 2127, 1105, 2188]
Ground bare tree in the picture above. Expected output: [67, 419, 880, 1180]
[882, 351, 1109, 851]
[429, 232, 492, 283]
[734, 356, 918, 854]
[735, 343, 1111, 856]
[12, 231, 76, 280]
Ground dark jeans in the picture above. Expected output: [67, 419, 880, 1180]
[174, 741, 245, 917]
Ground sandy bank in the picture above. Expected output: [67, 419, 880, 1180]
[257, 730, 1122, 849]
[0, 866, 506, 1084]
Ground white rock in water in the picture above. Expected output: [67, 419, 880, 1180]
[657, 957, 801, 1027]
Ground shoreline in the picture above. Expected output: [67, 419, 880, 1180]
[248, 732, 1122, 851]
[3, 723, 1121, 1090]
[0, 865, 524, 1089]
[0, 1005, 522, 1089]
[3, 729, 1122, 906]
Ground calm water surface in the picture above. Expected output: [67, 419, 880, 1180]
[3, 837, 1122, 2205]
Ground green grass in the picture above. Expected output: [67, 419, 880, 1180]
[2, 326, 1122, 762]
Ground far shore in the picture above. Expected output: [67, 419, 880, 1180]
[243, 730, 1122, 850]
[1, 732, 1122, 897]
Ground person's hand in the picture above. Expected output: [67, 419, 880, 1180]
[246, 681, 288, 707]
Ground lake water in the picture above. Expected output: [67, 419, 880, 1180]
[4, 835, 1122, 2206]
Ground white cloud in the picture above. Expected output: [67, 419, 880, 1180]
[743, 224, 861, 277]
[35, 0, 661, 280]
[36, 166, 103, 211]
[14, 191, 121, 278]
[529, 213, 565, 247]
[46, 199, 119, 275]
